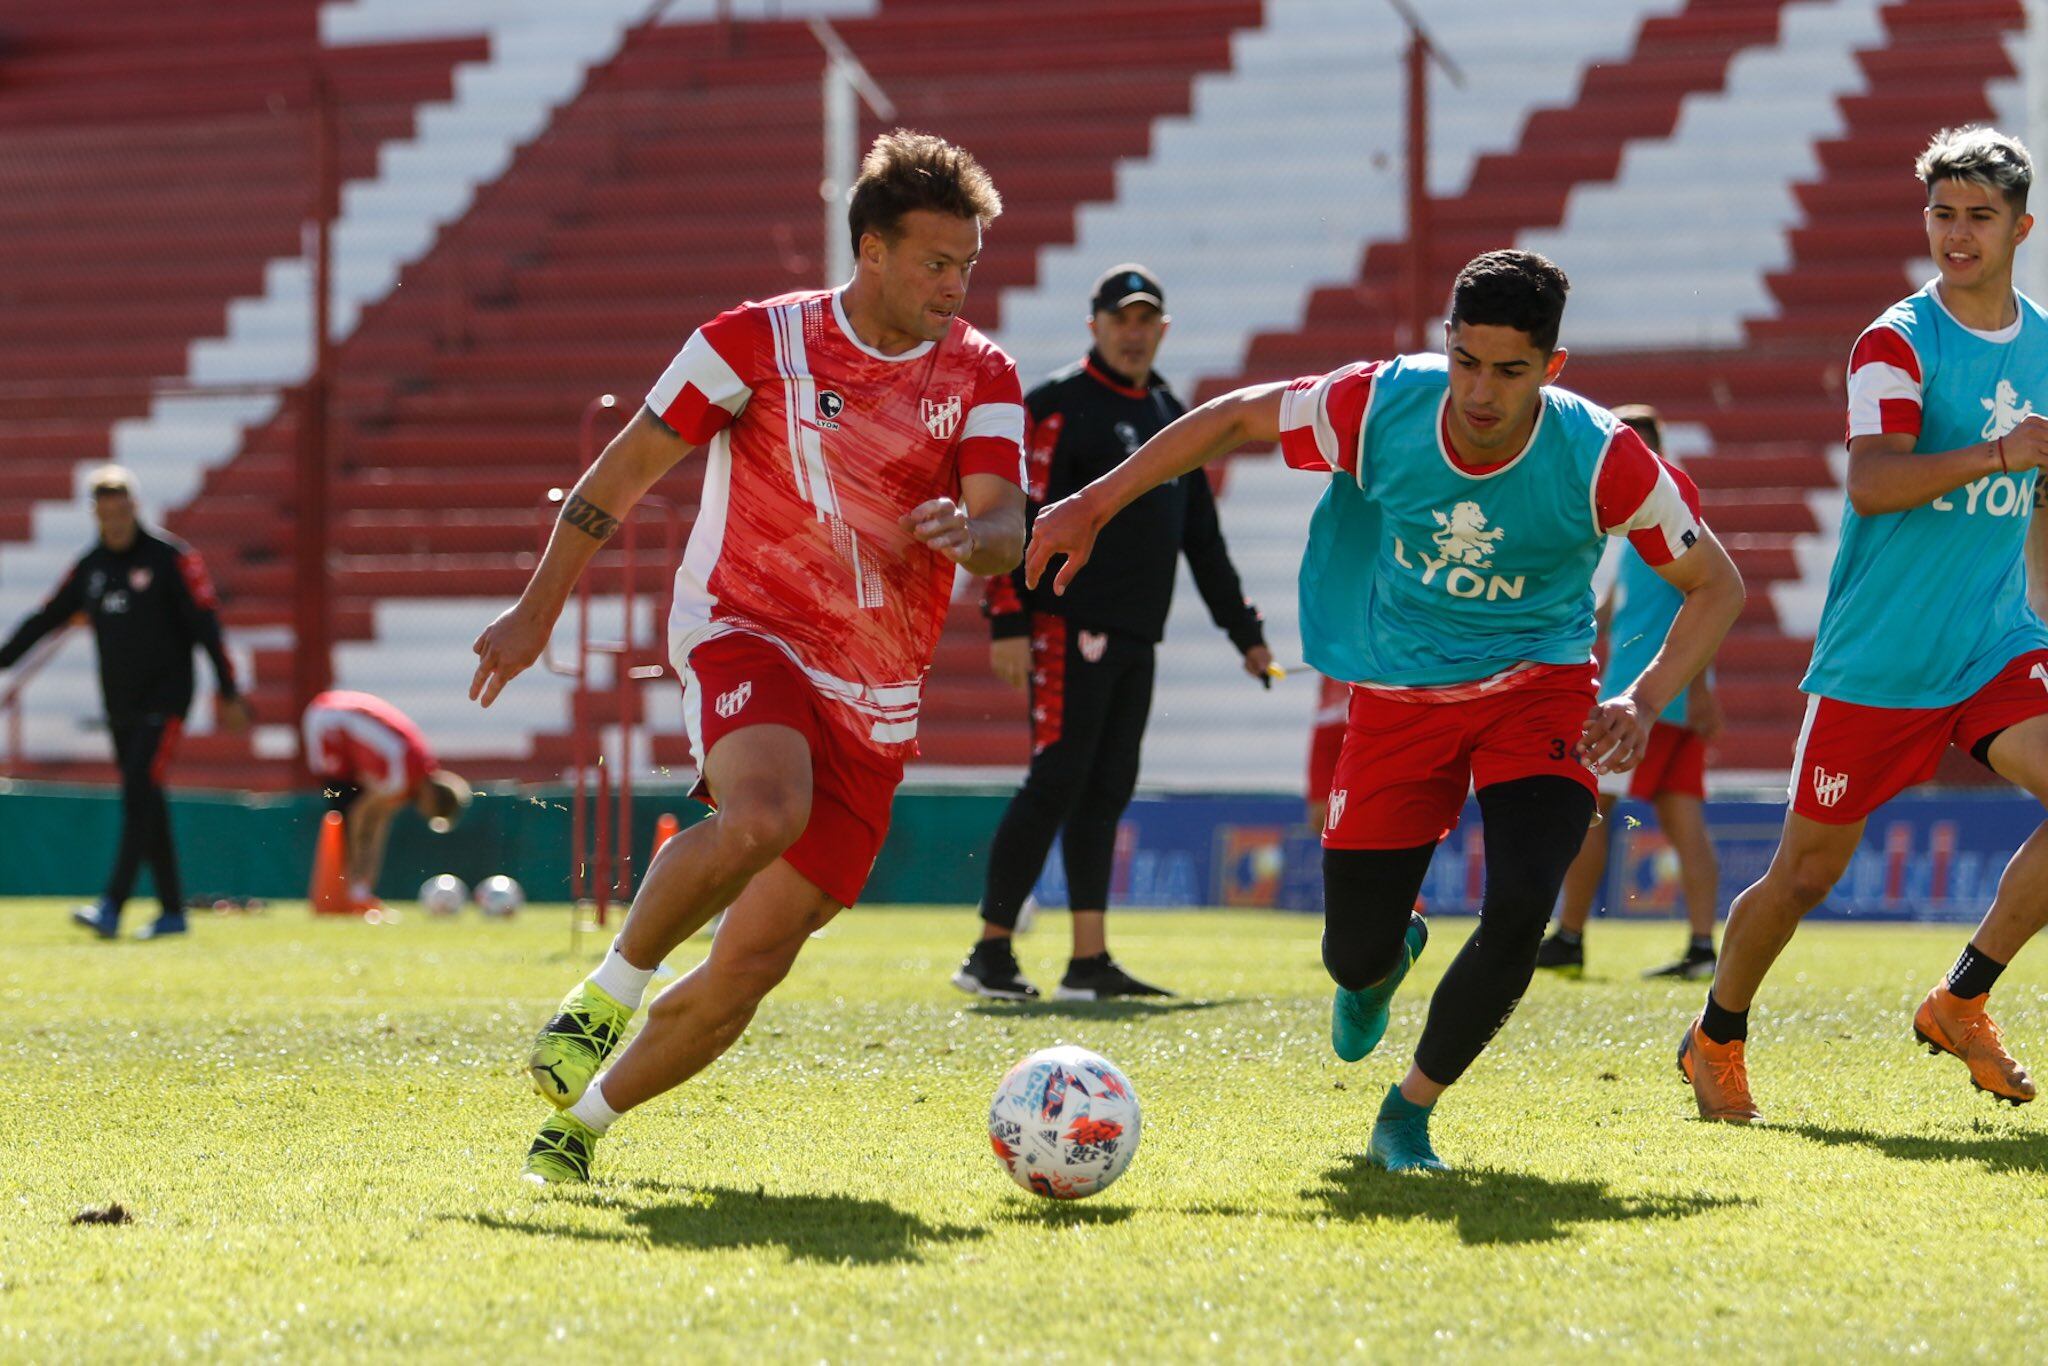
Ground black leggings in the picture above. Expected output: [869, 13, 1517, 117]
[105, 717, 184, 917]
[1320, 775, 1595, 1086]
[981, 622, 1154, 926]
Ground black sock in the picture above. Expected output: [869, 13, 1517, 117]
[1555, 928, 1583, 947]
[1699, 991, 1747, 1044]
[1946, 943, 2006, 1000]
[1689, 935, 1715, 954]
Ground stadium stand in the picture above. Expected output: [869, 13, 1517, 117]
[148, 0, 1265, 781]
[0, 0, 2031, 794]
[1125, 0, 1808, 785]
[0, 0, 482, 783]
[1549, 0, 2025, 776]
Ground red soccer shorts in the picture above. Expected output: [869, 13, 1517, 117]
[1622, 721, 1706, 801]
[681, 632, 904, 907]
[1789, 649, 2048, 824]
[1323, 664, 1599, 849]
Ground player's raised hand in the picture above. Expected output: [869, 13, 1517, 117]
[1025, 493, 1105, 594]
[2000, 413, 2048, 472]
[901, 497, 977, 564]
[470, 601, 552, 708]
[1578, 694, 1649, 774]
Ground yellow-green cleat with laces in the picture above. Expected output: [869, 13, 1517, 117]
[527, 981, 631, 1108]
[523, 1112, 600, 1185]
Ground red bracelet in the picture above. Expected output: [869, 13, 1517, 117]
[1998, 436, 2009, 473]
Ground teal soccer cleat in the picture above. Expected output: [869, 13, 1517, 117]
[1331, 912, 1428, 1062]
[1366, 1084, 1449, 1173]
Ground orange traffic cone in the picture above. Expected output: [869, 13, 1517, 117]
[310, 811, 353, 915]
[651, 811, 681, 862]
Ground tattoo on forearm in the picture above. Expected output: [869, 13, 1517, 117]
[560, 493, 622, 541]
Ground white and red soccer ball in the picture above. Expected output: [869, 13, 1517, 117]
[988, 1045, 1141, 1199]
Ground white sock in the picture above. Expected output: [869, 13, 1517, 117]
[569, 1075, 623, 1132]
[588, 938, 656, 1011]
[349, 880, 374, 901]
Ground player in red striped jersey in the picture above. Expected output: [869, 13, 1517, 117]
[469, 131, 1028, 1184]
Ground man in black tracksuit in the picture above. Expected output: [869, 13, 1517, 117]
[0, 466, 247, 939]
[953, 265, 1271, 1001]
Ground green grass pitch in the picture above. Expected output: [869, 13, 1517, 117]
[4, 898, 2046, 1360]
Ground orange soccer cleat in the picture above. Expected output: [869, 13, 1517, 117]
[1678, 1018, 1761, 1124]
[1913, 986, 2036, 1105]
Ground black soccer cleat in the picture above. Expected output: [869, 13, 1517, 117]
[1054, 953, 1174, 1002]
[1644, 944, 1717, 981]
[951, 939, 1040, 1001]
[1534, 932, 1584, 975]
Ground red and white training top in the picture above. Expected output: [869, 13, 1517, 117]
[646, 288, 1025, 755]
[303, 690, 436, 797]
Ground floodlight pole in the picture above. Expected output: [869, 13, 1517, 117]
[2029, 0, 2048, 302]
[293, 61, 338, 780]
[1390, 0, 1464, 351]
[814, 19, 896, 287]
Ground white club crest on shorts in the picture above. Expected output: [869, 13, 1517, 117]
[1811, 766, 1849, 809]
[922, 394, 962, 440]
[1078, 630, 1108, 663]
[715, 681, 753, 719]
[1326, 789, 1348, 830]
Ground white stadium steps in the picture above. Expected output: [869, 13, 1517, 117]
[992, 0, 1684, 389]
[1519, 0, 1885, 351]
[1138, 454, 1327, 791]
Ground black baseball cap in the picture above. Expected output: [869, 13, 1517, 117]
[1091, 263, 1165, 314]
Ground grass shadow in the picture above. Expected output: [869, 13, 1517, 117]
[989, 1200, 1138, 1228]
[1786, 1121, 2048, 1175]
[965, 997, 1242, 1020]
[1307, 1155, 1742, 1246]
[459, 1184, 985, 1264]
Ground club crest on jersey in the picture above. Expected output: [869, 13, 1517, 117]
[129, 567, 153, 592]
[1078, 630, 1108, 663]
[715, 682, 752, 719]
[921, 394, 962, 440]
[1812, 766, 1849, 809]
[1980, 379, 2036, 440]
[816, 390, 844, 429]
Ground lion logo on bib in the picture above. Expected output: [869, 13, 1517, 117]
[1981, 379, 2036, 440]
[1430, 501, 1505, 568]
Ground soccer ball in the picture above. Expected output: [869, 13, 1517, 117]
[987, 1045, 1141, 1199]
[475, 875, 524, 918]
[418, 874, 469, 916]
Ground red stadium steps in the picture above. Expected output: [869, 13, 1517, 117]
[1229, 0, 1802, 392]
[160, 0, 1269, 778]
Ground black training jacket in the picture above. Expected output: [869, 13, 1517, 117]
[0, 524, 240, 724]
[984, 350, 1264, 652]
